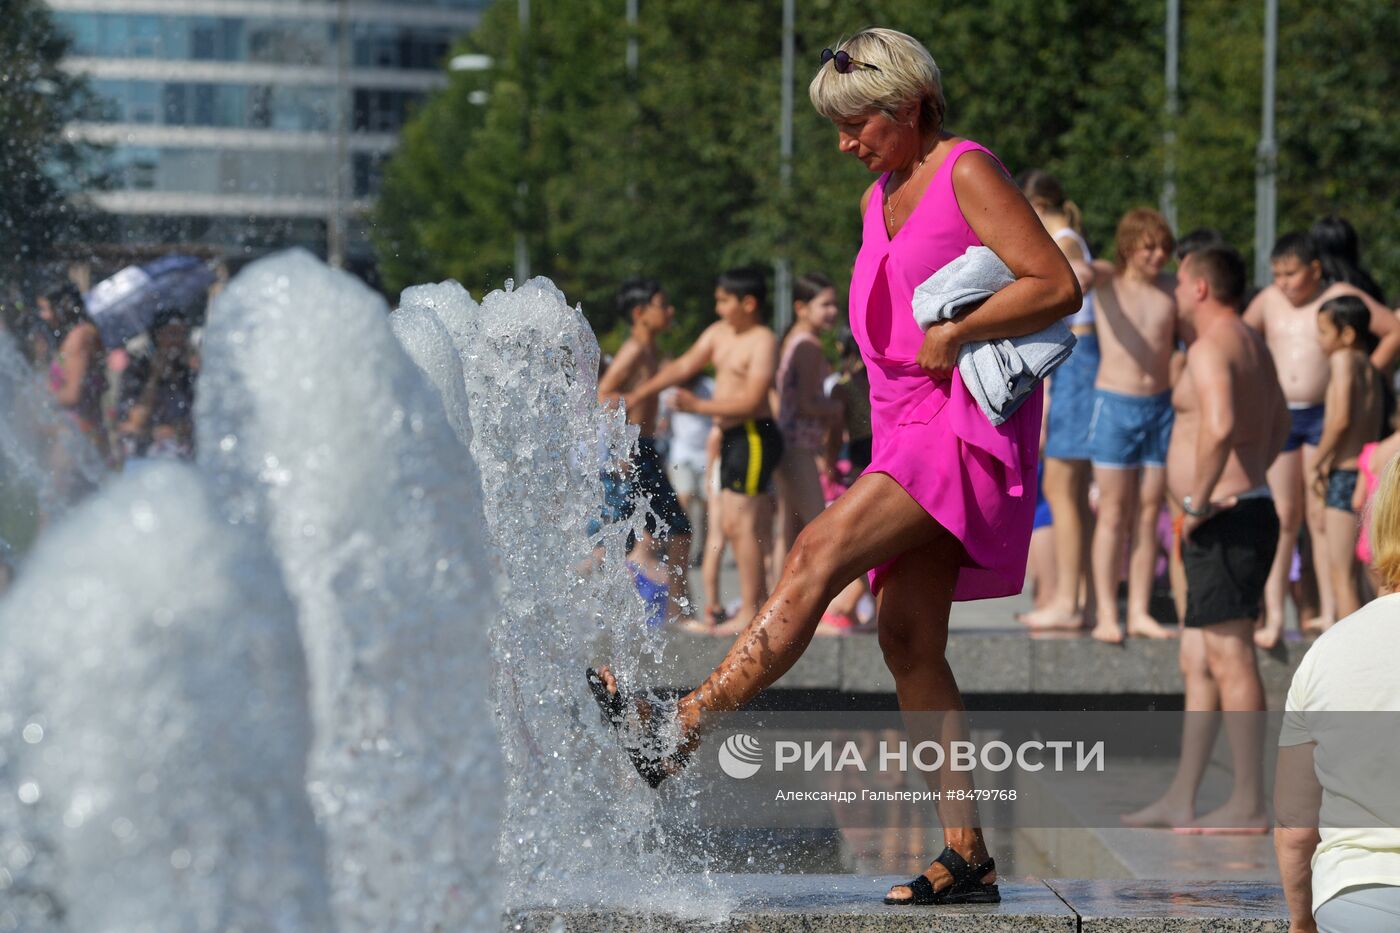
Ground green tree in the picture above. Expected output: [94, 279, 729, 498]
[0, 0, 105, 294]
[374, 0, 1400, 346]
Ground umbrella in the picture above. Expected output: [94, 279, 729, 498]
[84, 255, 216, 349]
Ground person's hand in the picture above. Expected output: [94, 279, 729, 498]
[620, 391, 638, 413]
[671, 388, 699, 413]
[1310, 469, 1328, 499]
[1181, 495, 1236, 542]
[916, 320, 963, 378]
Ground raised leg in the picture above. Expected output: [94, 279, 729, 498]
[1091, 464, 1139, 643]
[1260, 449, 1303, 648]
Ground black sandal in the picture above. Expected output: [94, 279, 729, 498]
[883, 846, 1000, 906]
[585, 667, 689, 789]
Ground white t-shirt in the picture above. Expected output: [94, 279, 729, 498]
[662, 376, 714, 471]
[1279, 592, 1400, 910]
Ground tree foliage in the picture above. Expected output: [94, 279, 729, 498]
[0, 0, 105, 294]
[372, 0, 1400, 345]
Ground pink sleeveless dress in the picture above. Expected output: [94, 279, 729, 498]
[850, 139, 1042, 600]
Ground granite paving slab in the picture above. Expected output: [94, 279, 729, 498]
[650, 629, 1308, 699]
[1046, 879, 1289, 931]
[507, 874, 1076, 931]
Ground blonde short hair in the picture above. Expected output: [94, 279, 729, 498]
[808, 27, 945, 133]
[1370, 451, 1400, 591]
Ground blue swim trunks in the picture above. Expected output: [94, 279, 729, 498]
[1044, 333, 1100, 462]
[1088, 388, 1174, 469]
[1283, 403, 1325, 453]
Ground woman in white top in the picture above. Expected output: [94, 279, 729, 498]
[1015, 170, 1098, 631]
[1276, 452, 1400, 932]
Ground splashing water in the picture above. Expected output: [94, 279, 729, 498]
[195, 250, 504, 932]
[0, 250, 745, 931]
[395, 279, 731, 918]
[0, 464, 331, 932]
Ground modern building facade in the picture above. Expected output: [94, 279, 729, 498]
[50, 0, 485, 272]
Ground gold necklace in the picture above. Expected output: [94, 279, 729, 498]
[886, 143, 935, 231]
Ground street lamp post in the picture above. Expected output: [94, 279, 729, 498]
[1253, 0, 1279, 286]
[328, 0, 350, 268]
[774, 0, 795, 333]
[1162, 0, 1180, 232]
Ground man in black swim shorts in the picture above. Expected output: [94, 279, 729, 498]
[1123, 246, 1290, 832]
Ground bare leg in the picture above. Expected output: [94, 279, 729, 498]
[1301, 443, 1336, 631]
[662, 531, 696, 624]
[1324, 507, 1362, 620]
[701, 481, 726, 626]
[1126, 466, 1176, 638]
[1167, 498, 1188, 625]
[1021, 457, 1091, 629]
[722, 490, 773, 628]
[876, 534, 997, 901]
[1260, 450, 1303, 648]
[1121, 628, 1219, 827]
[1091, 465, 1138, 643]
[1183, 617, 1268, 831]
[773, 451, 827, 586]
[592, 473, 949, 747]
[1026, 526, 1058, 609]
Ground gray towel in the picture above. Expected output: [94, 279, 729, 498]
[911, 246, 1077, 426]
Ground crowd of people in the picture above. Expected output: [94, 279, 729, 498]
[0, 269, 202, 505]
[595, 193, 1400, 653]
[597, 268, 875, 635]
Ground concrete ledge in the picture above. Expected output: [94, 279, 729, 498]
[650, 630, 1309, 697]
[507, 875, 1287, 931]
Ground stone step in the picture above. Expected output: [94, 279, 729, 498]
[641, 629, 1309, 698]
[507, 874, 1288, 931]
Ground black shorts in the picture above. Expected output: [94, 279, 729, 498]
[1182, 497, 1280, 628]
[719, 419, 784, 496]
[601, 437, 692, 540]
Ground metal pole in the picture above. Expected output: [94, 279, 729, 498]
[774, 0, 795, 333]
[328, 0, 350, 268]
[625, 0, 638, 76]
[514, 0, 531, 283]
[1161, 0, 1179, 232]
[1253, 0, 1278, 285]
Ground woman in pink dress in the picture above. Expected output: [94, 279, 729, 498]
[589, 27, 1080, 905]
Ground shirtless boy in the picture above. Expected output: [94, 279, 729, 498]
[1245, 233, 1400, 646]
[1312, 296, 1383, 620]
[626, 268, 782, 630]
[598, 278, 694, 623]
[1083, 209, 1181, 642]
[1123, 245, 1289, 832]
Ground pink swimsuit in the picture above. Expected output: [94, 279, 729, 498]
[850, 140, 1042, 600]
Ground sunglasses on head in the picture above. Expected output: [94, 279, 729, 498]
[821, 47, 881, 74]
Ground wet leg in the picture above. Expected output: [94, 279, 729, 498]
[1260, 450, 1303, 648]
[1091, 465, 1138, 642]
[1126, 465, 1175, 638]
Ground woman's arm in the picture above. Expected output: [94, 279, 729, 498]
[1274, 742, 1322, 933]
[918, 152, 1081, 375]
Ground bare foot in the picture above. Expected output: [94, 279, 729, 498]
[1018, 604, 1086, 631]
[1173, 801, 1270, 834]
[1253, 616, 1284, 649]
[1126, 613, 1178, 639]
[1120, 795, 1195, 829]
[1090, 619, 1124, 644]
[1301, 616, 1335, 637]
[884, 842, 997, 903]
